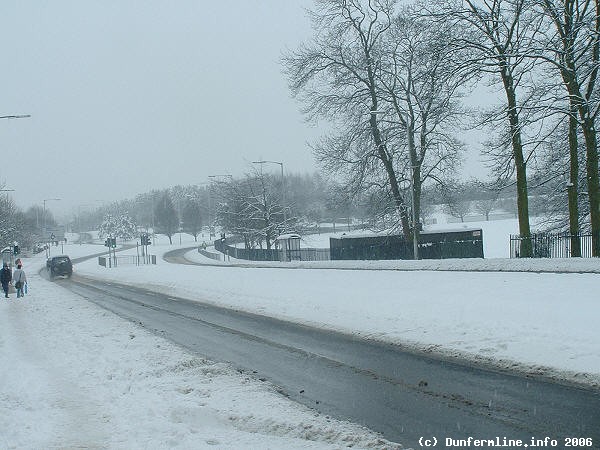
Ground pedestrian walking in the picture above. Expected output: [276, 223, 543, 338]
[1, 262, 12, 298]
[13, 264, 26, 298]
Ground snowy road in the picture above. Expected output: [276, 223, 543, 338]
[59, 273, 600, 449]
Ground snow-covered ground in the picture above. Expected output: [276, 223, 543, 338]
[2, 217, 599, 449]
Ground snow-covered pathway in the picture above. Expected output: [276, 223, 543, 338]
[0, 274, 111, 448]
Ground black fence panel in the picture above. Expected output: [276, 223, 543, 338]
[330, 229, 484, 260]
[419, 239, 484, 260]
[330, 235, 414, 260]
[214, 229, 484, 262]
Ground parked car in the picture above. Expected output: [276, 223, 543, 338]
[46, 255, 73, 279]
[33, 243, 48, 254]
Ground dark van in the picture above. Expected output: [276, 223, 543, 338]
[46, 255, 73, 279]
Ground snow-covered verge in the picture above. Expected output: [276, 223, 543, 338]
[0, 250, 401, 450]
[70, 234, 600, 392]
[187, 249, 600, 274]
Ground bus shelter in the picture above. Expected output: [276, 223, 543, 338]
[276, 234, 301, 262]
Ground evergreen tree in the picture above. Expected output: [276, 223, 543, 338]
[154, 193, 178, 244]
[182, 201, 203, 242]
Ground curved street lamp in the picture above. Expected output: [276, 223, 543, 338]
[0, 115, 31, 119]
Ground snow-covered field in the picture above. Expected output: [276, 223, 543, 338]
[2, 217, 599, 449]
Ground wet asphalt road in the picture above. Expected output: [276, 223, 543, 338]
[53, 258, 600, 449]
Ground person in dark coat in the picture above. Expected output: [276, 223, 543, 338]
[1, 262, 12, 298]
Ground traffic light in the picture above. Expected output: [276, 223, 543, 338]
[13, 245, 19, 255]
[104, 239, 109, 247]
[141, 234, 151, 246]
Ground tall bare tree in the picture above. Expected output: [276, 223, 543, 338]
[284, 1, 467, 253]
[433, 0, 542, 256]
[376, 7, 467, 244]
[217, 171, 285, 250]
[283, 0, 413, 239]
[533, 0, 600, 255]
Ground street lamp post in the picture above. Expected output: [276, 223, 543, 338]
[252, 160, 285, 226]
[409, 168, 419, 260]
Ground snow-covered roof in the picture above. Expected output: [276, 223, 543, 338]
[275, 233, 301, 240]
[332, 228, 483, 239]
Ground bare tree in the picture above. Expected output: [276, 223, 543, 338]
[217, 170, 285, 250]
[531, 123, 587, 248]
[473, 181, 502, 220]
[532, 0, 600, 255]
[376, 7, 468, 240]
[284, 1, 467, 252]
[442, 181, 472, 222]
[282, 0, 413, 239]
[215, 180, 253, 247]
[432, 0, 543, 256]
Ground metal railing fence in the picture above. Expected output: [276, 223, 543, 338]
[510, 232, 594, 258]
[214, 239, 330, 262]
[99, 255, 156, 267]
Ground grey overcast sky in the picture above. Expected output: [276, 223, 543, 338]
[0, 1, 322, 217]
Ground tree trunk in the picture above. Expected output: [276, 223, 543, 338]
[369, 112, 412, 239]
[554, 2, 600, 256]
[409, 123, 421, 255]
[412, 163, 422, 254]
[501, 67, 532, 257]
[562, 70, 600, 256]
[581, 117, 600, 255]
